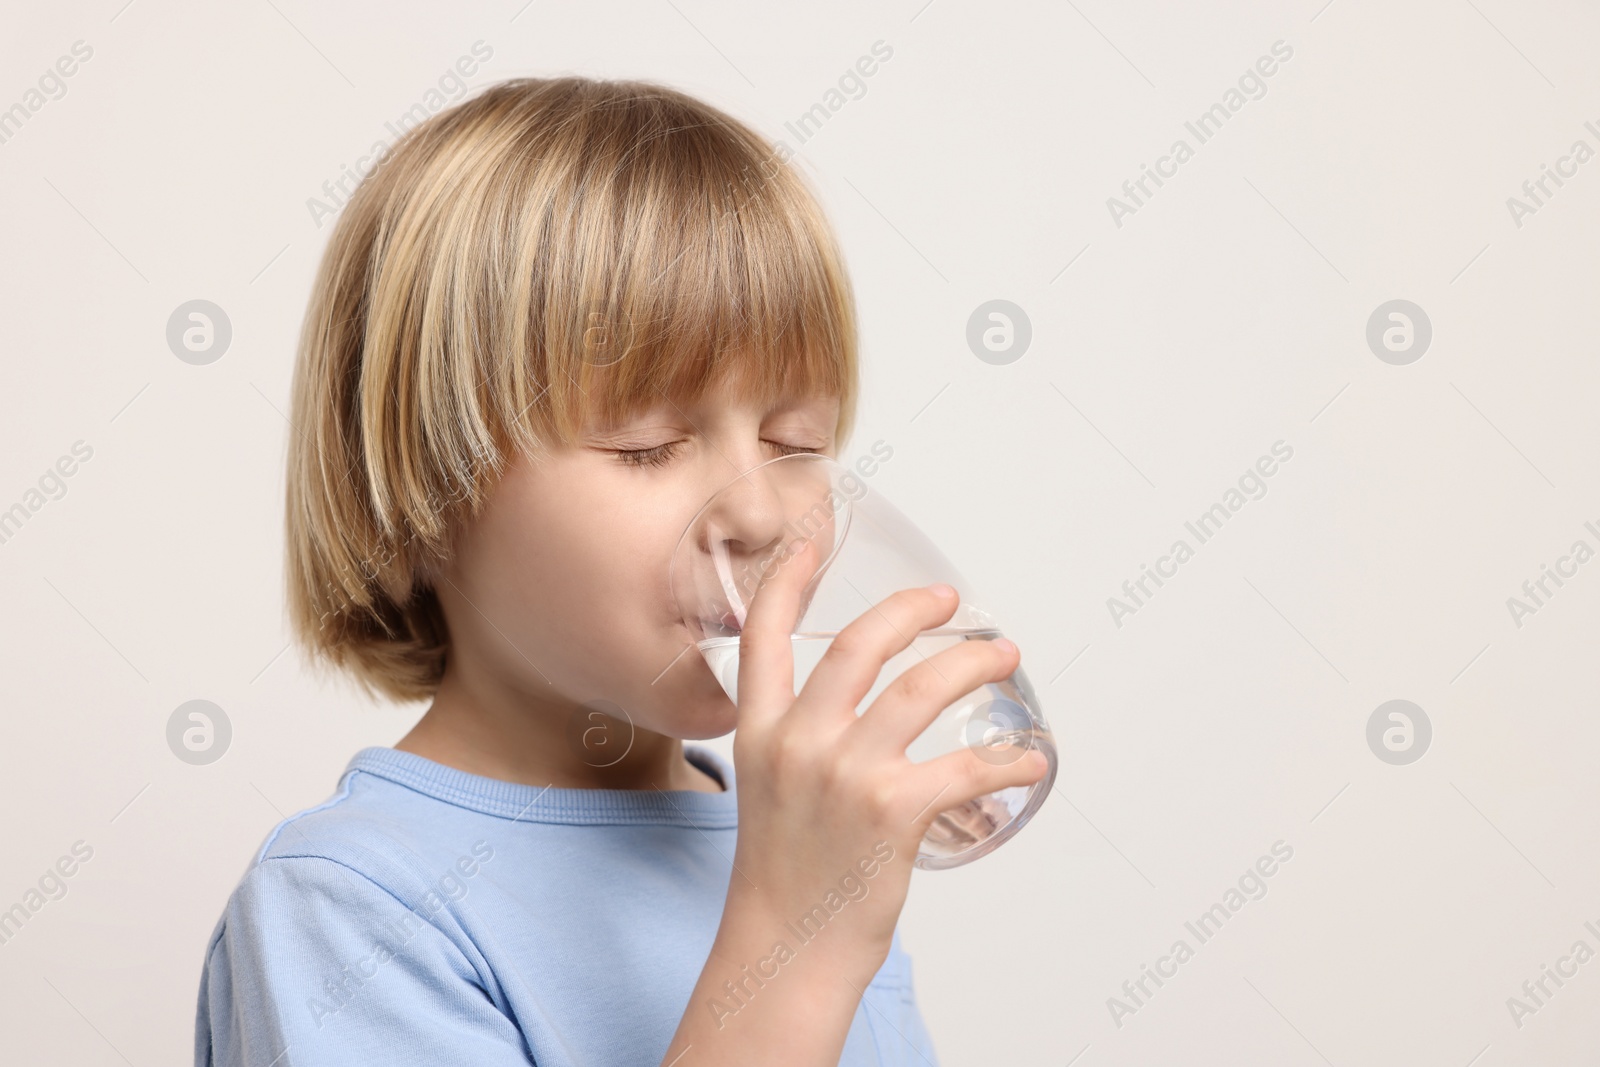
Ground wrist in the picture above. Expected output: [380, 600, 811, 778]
[717, 882, 892, 982]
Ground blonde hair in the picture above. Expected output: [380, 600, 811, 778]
[286, 76, 860, 704]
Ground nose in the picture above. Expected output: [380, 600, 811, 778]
[696, 455, 839, 617]
[700, 459, 791, 562]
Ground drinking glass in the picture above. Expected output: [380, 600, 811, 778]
[668, 452, 1057, 869]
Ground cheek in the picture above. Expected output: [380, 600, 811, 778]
[455, 446, 740, 723]
[472, 467, 693, 676]
[507, 505, 646, 637]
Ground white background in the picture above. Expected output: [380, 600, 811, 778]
[1, 1, 1596, 1064]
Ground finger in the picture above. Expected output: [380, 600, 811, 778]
[793, 584, 960, 729]
[735, 536, 820, 726]
[852, 634, 1020, 756]
[904, 742, 1052, 833]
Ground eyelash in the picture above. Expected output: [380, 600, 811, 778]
[614, 440, 816, 468]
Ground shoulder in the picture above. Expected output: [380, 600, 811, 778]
[202, 759, 486, 962]
[197, 851, 522, 1065]
[196, 769, 514, 1060]
[248, 760, 409, 868]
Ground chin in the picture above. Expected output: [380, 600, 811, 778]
[644, 630, 740, 738]
[656, 681, 738, 740]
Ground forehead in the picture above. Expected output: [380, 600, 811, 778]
[587, 357, 840, 428]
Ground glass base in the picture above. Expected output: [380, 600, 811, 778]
[914, 731, 1057, 869]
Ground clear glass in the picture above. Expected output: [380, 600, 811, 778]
[668, 452, 1057, 869]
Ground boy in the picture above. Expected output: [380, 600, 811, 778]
[196, 75, 1046, 1066]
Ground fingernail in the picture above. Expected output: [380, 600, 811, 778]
[929, 583, 956, 599]
[992, 637, 1017, 654]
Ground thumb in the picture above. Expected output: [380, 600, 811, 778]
[735, 537, 820, 726]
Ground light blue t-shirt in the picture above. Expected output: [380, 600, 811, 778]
[194, 744, 940, 1066]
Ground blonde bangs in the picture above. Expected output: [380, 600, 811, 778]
[285, 76, 860, 703]
[483, 85, 859, 449]
[543, 146, 855, 440]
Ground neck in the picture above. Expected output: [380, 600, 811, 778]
[394, 661, 722, 793]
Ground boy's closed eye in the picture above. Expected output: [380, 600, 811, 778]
[612, 438, 820, 469]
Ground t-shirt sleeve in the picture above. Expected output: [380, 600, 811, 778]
[850, 926, 942, 1066]
[196, 855, 533, 1067]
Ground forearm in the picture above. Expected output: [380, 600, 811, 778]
[659, 896, 889, 1067]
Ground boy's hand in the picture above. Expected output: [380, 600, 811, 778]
[726, 536, 1049, 963]
[664, 536, 1047, 1065]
